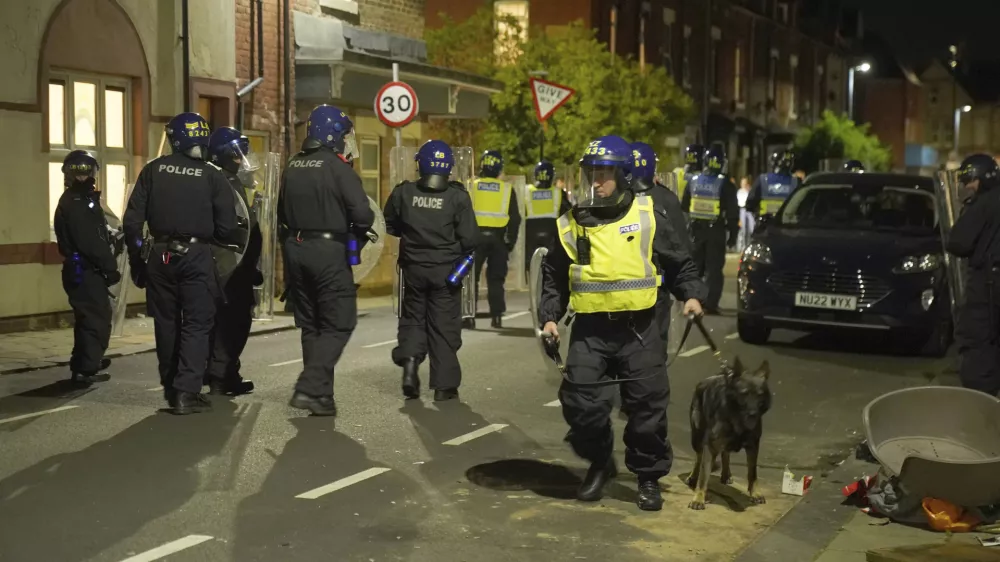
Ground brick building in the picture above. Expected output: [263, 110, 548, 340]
[424, 0, 853, 176]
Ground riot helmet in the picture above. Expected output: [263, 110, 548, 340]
[703, 144, 727, 176]
[414, 140, 454, 190]
[630, 141, 658, 192]
[576, 135, 632, 209]
[165, 112, 211, 160]
[62, 149, 100, 190]
[958, 153, 1000, 192]
[771, 149, 794, 174]
[843, 160, 865, 173]
[208, 126, 260, 187]
[534, 161, 555, 189]
[684, 144, 705, 174]
[305, 105, 359, 161]
[480, 150, 503, 178]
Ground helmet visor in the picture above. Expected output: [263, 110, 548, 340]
[343, 129, 361, 161]
[225, 142, 261, 186]
[576, 165, 626, 208]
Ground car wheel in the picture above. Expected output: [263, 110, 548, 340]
[738, 317, 771, 345]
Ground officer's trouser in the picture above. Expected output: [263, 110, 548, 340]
[691, 219, 727, 309]
[208, 265, 256, 384]
[558, 308, 673, 479]
[956, 271, 1000, 397]
[284, 237, 357, 398]
[146, 244, 217, 394]
[473, 228, 508, 316]
[391, 263, 463, 390]
[62, 265, 112, 375]
[654, 288, 672, 362]
[524, 220, 557, 283]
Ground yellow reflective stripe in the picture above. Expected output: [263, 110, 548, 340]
[557, 213, 577, 262]
[636, 198, 655, 279]
[690, 197, 720, 220]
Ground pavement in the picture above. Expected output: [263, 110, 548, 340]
[0, 270, 974, 562]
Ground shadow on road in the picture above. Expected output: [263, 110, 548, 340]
[491, 327, 537, 339]
[0, 379, 95, 431]
[0, 400, 242, 561]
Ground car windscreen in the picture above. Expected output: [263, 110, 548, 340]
[776, 184, 937, 234]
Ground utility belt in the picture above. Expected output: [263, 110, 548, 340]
[291, 230, 349, 243]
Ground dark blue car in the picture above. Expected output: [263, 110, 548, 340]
[736, 172, 952, 357]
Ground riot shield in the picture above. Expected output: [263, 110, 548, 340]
[461, 258, 476, 329]
[253, 151, 282, 320]
[453, 147, 475, 187]
[211, 183, 251, 286]
[506, 175, 528, 292]
[110, 184, 136, 338]
[659, 170, 679, 194]
[454, 147, 477, 328]
[353, 196, 386, 282]
[936, 170, 966, 312]
[529, 246, 568, 385]
[390, 145, 418, 187]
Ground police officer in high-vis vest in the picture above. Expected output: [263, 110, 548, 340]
[681, 144, 739, 314]
[673, 144, 704, 204]
[470, 150, 521, 328]
[747, 149, 799, 219]
[524, 160, 572, 280]
[539, 135, 706, 512]
[844, 159, 865, 173]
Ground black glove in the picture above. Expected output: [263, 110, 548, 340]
[104, 270, 122, 287]
[253, 270, 264, 287]
[129, 258, 147, 289]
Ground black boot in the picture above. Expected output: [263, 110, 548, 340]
[433, 388, 459, 402]
[401, 359, 420, 399]
[491, 316, 503, 329]
[209, 377, 255, 396]
[636, 479, 664, 511]
[289, 392, 337, 416]
[100, 358, 112, 370]
[577, 458, 617, 502]
[71, 371, 110, 385]
[171, 391, 213, 415]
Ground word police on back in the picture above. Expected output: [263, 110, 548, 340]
[157, 164, 203, 177]
[412, 196, 443, 210]
[287, 160, 324, 168]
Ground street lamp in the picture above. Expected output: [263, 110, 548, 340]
[847, 61, 872, 120]
[954, 104, 972, 156]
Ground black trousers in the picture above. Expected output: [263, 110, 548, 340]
[558, 308, 673, 479]
[691, 220, 727, 309]
[284, 238, 357, 398]
[207, 266, 256, 383]
[956, 273, 1000, 396]
[391, 263, 463, 389]
[62, 265, 112, 375]
[524, 220, 557, 283]
[146, 244, 217, 394]
[654, 289, 673, 362]
[473, 230, 508, 317]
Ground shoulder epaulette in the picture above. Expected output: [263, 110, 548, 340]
[449, 180, 468, 192]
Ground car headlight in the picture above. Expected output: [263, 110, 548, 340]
[742, 242, 772, 265]
[893, 254, 941, 274]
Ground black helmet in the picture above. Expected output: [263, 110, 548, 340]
[61, 149, 100, 188]
[958, 154, 1000, 191]
[771, 149, 794, 172]
[684, 144, 704, 173]
[843, 160, 865, 173]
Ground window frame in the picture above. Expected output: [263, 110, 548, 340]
[661, 8, 675, 76]
[494, 0, 529, 62]
[734, 43, 745, 108]
[682, 26, 692, 89]
[358, 136, 381, 203]
[789, 55, 799, 119]
[710, 27, 722, 103]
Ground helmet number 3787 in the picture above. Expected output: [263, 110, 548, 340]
[374, 81, 419, 128]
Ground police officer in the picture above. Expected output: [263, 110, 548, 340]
[279, 105, 375, 416]
[630, 142, 691, 358]
[124, 112, 238, 414]
[539, 135, 706, 511]
[946, 154, 1000, 397]
[673, 144, 704, 204]
[747, 149, 799, 218]
[470, 150, 521, 328]
[384, 141, 478, 401]
[204, 126, 260, 396]
[844, 160, 865, 173]
[681, 145, 739, 314]
[54, 150, 120, 385]
[524, 161, 572, 281]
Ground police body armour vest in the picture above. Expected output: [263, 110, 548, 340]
[556, 197, 659, 314]
[689, 174, 724, 221]
[526, 184, 562, 219]
[761, 173, 794, 215]
[471, 177, 512, 228]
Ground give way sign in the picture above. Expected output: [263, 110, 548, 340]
[530, 78, 575, 122]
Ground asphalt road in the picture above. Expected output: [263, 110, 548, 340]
[0, 286, 955, 562]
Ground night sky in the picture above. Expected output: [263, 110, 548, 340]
[847, 0, 1000, 63]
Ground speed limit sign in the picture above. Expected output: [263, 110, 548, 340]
[374, 81, 419, 127]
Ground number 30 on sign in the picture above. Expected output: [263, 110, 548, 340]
[374, 81, 419, 128]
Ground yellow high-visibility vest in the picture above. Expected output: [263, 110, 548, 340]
[556, 197, 659, 313]
[688, 174, 722, 221]
[673, 168, 687, 200]
[525, 184, 562, 219]
[471, 177, 512, 228]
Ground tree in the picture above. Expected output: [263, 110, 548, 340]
[794, 110, 892, 173]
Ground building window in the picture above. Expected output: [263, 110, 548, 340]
[359, 138, 380, 202]
[776, 1, 790, 24]
[789, 55, 799, 118]
[768, 50, 779, 105]
[734, 44, 745, 106]
[494, 0, 528, 63]
[710, 27, 722, 101]
[48, 72, 132, 239]
[682, 26, 692, 89]
[661, 8, 675, 76]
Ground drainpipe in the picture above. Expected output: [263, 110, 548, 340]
[283, 0, 292, 156]
[182, 0, 190, 112]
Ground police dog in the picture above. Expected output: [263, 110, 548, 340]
[687, 358, 772, 510]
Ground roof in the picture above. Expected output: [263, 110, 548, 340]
[861, 33, 921, 85]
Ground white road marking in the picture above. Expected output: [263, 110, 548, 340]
[295, 467, 392, 499]
[725, 333, 739, 340]
[118, 534, 213, 562]
[362, 339, 397, 349]
[269, 358, 303, 367]
[0, 405, 79, 426]
[503, 311, 530, 320]
[679, 345, 711, 358]
[543, 399, 561, 407]
[147, 387, 161, 392]
[443, 423, 509, 446]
